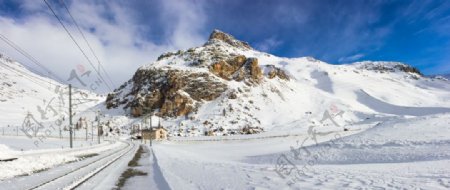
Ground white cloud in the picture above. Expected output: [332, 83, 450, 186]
[159, 0, 207, 49]
[338, 53, 365, 63]
[255, 37, 282, 52]
[0, 0, 207, 93]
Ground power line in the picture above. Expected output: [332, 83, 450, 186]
[0, 62, 56, 91]
[0, 49, 102, 130]
[0, 34, 65, 84]
[0, 60, 57, 87]
[59, 0, 116, 88]
[0, 59, 96, 102]
[0, 48, 100, 110]
[42, 0, 112, 92]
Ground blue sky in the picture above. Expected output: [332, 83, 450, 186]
[0, 0, 450, 90]
[125, 0, 450, 75]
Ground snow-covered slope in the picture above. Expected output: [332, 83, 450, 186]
[431, 73, 450, 80]
[0, 53, 103, 126]
[106, 30, 450, 136]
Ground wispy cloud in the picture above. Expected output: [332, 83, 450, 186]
[338, 53, 365, 63]
[255, 37, 282, 52]
[159, 0, 207, 49]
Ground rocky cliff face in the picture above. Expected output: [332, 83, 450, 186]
[107, 68, 228, 117]
[106, 30, 287, 122]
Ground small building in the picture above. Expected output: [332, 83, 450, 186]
[142, 127, 168, 140]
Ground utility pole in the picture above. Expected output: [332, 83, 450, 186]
[91, 121, 94, 142]
[149, 114, 153, 147]
[85, 119, 88, 141]
[97, 110, 101, 144]
[140, 120, 143, 144]
[69, 84, 73, 148]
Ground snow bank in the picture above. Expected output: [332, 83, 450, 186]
[0, 140, 124, 180]
[0, 144, 13, 159]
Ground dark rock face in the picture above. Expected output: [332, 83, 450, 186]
[106, 67, 228, 117]
[358, 62, 422, 76]
[395, 65, 422, 76]
[105, 93, 117, 109]
[241, 126, 264, 134]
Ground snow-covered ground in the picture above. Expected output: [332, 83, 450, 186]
[149, 113, 450, 189]
[2, 112, 448, 189]
[0, 136, 123, 180]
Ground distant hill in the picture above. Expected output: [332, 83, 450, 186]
[0, 53, 103, 126]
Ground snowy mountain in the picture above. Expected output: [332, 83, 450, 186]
[431, 73, 450, 80]
[444, 74, 450, 80]
[0, 53, 103, 126]
[105, 30, 450, 135]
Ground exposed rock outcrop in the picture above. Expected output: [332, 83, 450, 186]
[205, 29, 252, 50]
[356, 61, 423, 76]
[264, 65, 290, 80]
[106, 30, 272, 122]
[209, 55, 263, 84]
[107, 67, 228, 117]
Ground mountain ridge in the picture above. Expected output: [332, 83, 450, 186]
[105, 30, 450, 136]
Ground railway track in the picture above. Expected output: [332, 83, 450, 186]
[25, 140, 136, 190]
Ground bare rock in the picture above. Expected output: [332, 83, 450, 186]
[206, 29, 252, 50]
[107, 67, 228, 117]
[265, 65, 290, 80]
[210, 55, 263, 84]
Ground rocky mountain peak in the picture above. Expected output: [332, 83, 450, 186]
[205, 29, 252, 50]
[106, 29, 288, 130]
[354, 61, 422, 76]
